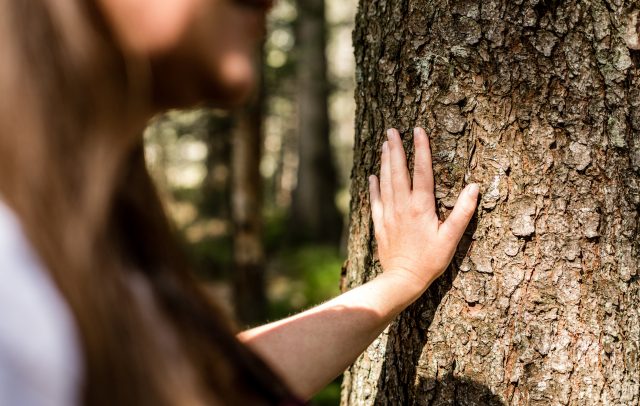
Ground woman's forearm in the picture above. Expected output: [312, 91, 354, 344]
[237, 271, 427, 400]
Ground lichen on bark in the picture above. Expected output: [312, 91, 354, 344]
[341, 1, 640, 405]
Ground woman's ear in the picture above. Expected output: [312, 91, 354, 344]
[97, 0, 201, 55]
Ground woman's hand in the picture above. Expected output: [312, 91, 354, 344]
[240, 127, 478, 400]
[369, 127, 479, 290]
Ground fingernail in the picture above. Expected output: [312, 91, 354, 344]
[467, 183, 479, 198]
[414, 127, 428, 140]
[382, 141, 389, 152]
[386, 128, 395, 141]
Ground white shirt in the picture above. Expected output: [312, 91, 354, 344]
[0, 201, 83, 406]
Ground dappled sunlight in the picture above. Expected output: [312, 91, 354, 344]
[167, 201, 199, 228]
[184, 218, 230, 243]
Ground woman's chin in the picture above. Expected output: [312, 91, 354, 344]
[210, 73, 257, 108]
[221, 58, 257, 101]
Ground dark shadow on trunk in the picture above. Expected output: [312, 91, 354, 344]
[373, 212, 479, 405]
[413, 374, 506, 406]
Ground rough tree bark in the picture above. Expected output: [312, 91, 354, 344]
[290, 0, 343, 244]
[341, 1, 640, 405]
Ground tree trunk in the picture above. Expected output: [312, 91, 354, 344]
[290, 0, 343, 244]
[231, 84, 268, 326]
[202, 111, 233, 221]
[341, 1, 640, 405]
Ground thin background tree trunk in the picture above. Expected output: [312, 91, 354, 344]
[341, 1, 640, 404]
[290, 0, 343, 244]
[231, 68, 268, 326]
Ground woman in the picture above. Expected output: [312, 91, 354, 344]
[0, 0, 479, 405]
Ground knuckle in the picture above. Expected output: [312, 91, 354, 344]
[391, 161, 405, 172]
[392, 207, 405, 221]
[462, 203, 476, 218]
[383, 216, 393, 229]
[384, 211, 397, 227]
[409, 203, 423, 217]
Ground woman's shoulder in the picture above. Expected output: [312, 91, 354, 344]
[0, 200, 83, 406]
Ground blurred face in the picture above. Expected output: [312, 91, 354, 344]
[99, 0, 272, 108]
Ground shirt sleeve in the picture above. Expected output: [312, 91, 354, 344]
[0, 201, 83, 406]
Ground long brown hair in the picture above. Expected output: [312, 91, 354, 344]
[0, 1, 293, 404]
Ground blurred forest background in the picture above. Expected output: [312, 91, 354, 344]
[144, 1, 356, 404]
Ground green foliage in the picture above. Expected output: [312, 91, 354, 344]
[184, 236, 233, 280]
[263, 209, 289, 253]
[267, 245, 342, 320]
[288, 246, 342, 305]
[311, 378, 342, 406]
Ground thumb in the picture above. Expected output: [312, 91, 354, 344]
[439, 184, 479, 245]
